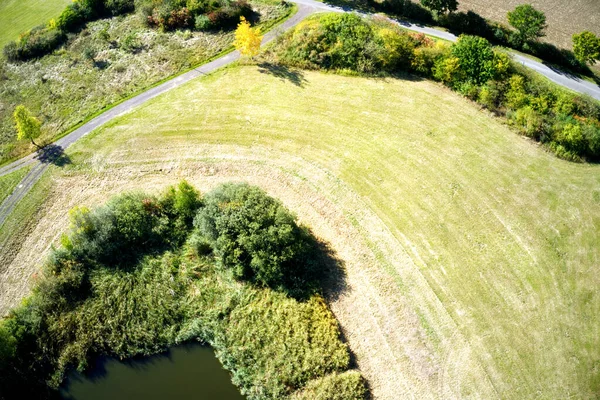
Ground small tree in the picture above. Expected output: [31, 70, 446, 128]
[13, 105, 42, 148]
[507, 4, 546, 44]
[420, 0, 458, 14]
[573, 31, 600, 65]
[233, 16, 262, 58]
[451, 35, 495, 84]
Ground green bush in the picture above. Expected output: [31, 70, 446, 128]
[275, 14, 375, 72]
[292, 371, 368, 400]
[505, 74, 530, 110]
[411, 41, 450, 75]
[195, 14, 211, 30]
[63, 180, 201, 267]
[514, 106, 544, 138]
[372, 22, 417, 70]
[104, 0, 135, 15]
[195, 183, 318, 294]
[582, 121, 600, 158]
[451, 35, 496, 85]
[3, 27, 66, 62]
[553, 122, 585, 154]
[478, 81, 503, 111]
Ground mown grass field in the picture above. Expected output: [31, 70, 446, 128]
[458, 0, 600, 50]
[0, 0, 70, 47]
[1, 66, 599, 398]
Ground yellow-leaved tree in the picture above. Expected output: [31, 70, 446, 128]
[13, 105, 42, 148]
[233, 17, 263, 58]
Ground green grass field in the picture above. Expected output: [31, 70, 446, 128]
[0, 0, 70, 47]
[2, 65, 599, 398]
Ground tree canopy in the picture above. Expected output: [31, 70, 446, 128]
[13, 105, 42, 147]
[507, 4, 546, 43]
[233, 16, 262, 57]
[451, 35, 495, 84]
[572, 31, 600, 65]
[420, 0, 458, 14]
[194, 183, 318, 295]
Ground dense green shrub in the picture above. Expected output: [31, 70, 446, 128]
[104, 0, 135, 15]
[513, 106, 544, 138]
[292, 371, 368, 400]
[274, 13, 421, 74]
[195, 183, 319, 294]
[553, 121, 585, 154]
[3, 27, 66, 62]
[451, 35, 495, 85]
[62, 180, 201, 267]
[582, 121, 600, 158]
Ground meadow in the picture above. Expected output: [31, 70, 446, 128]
[0, 0, 71, 47]
[1, 65, 598, 398]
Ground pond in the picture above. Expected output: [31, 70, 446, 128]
[60, 344, 244, 400]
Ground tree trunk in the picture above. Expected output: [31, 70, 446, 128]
[31, 138, 41, 148]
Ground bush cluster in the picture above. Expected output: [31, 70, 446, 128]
[195, 183, 320, 296]
[3, 27, 66, 62]
[354, 0, 591, 76]
[142, 0, 253, 31]
[0, 182, 365, 399]
[3, 0, 253, 61]
[272, 14, 600, 161]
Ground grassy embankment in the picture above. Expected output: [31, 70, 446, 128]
[0, 0, 71, 47]
[0, 0, 294, 165]
[2, 65, 599, 398]
[0, 166, 30, 204]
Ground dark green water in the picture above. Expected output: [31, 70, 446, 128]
[60, 344, 244, 400]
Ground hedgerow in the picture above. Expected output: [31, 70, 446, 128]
[269, 13, 600, 162]
[3, 0, 256, 61]
[0, 182, 367, 400]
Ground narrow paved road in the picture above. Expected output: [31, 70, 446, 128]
[1, 0, 599, 227]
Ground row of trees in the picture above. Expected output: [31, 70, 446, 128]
[418, 0, 599, 66]
[272, 13, 600, 161]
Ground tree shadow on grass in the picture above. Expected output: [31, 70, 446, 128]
[35, 144, 71, 167]
[257, 62, 308, 87]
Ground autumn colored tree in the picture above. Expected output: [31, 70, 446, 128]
[233, 16, 262, 58]
[13, 105, 42, 148]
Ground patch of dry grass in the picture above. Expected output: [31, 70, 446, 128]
[2, 66, 600, 398]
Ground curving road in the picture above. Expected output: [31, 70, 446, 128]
[0, 0, 599, 227]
